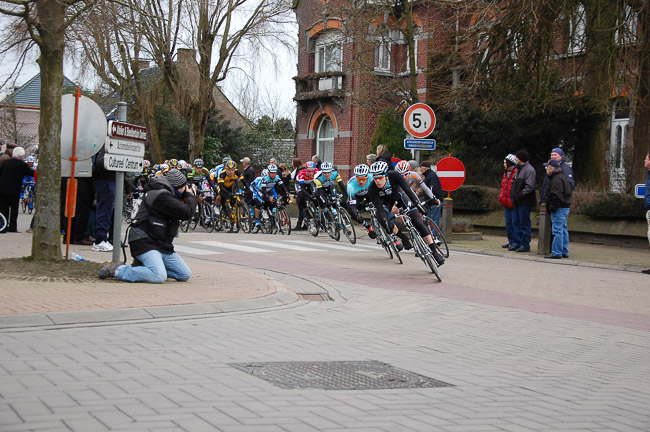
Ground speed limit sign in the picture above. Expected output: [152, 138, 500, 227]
[403, 103, 436, 139]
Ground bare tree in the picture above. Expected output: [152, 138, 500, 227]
[131, 0, 294, 162]
[0, 0, 96, 261]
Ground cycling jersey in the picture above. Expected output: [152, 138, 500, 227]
[346, 174, 373, 224]
[402, 171, 434, 201]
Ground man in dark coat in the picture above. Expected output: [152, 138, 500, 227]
[241, 157, 256, 206]
[510, 149, 536, 252]
[99, 169, 197, 282]
[0, 147, 35, 233]
[543, 159, 572, 259]
[540, 147, 574, 204]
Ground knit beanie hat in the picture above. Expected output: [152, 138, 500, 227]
[505, 154, 517, 167]
[165, 169, 187, 188]
[551, 147, 564, 157]
[515, 150, 529, 163]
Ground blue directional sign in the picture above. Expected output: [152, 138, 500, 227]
[635, 184, 646, 198]
[404, 138, 436, 150]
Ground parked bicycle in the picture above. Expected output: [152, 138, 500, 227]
[367, 203, 402, 264]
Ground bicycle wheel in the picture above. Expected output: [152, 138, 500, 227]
[0, 212, 6, 232]
[237, 202, 252, 233]
[123, 198, 133, 224]
[425, 216, 449, 258]
[180, 219, 190, 233]
[338, 207, 356, 244]
[305, 203, 319, 237]
[379, 224, 402, 264]
[201, 203, 215, 233]
[188, 205, 199, 231]
[21, 197, 27, 213]
[412, 228, 441, 282]
[321, 209, 339, 241]
[276, 205, 291, 235]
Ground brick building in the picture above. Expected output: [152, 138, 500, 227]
[293, 1, 641, 190]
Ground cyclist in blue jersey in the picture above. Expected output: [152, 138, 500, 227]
[250, 165, 289, 230]
[346, 164, 376, 238]
[367, 161, 444, 266]
[313, 162, 346, 221]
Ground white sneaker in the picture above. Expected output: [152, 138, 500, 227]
[92, 241, 113, 252]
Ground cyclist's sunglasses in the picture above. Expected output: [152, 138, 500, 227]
[356, 175, 368, 180]
[373, 175, 386, 180]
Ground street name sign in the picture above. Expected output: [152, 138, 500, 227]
[404, 138, 436, 150]
[108, 120, 147, 142]
[436, 157, 466, 192]
[403, 103, 436, 139]
[104, 136, 145, 157]
[104, 153, 144, 172]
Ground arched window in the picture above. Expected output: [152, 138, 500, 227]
[317, 116, 335, 163]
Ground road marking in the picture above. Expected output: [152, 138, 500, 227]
[174, 245, 223, 255]
[192, 241, 273, 253]
[285, 240, 367, 252]
[351, 242, 383, 250]
[241, 240, 323, 252]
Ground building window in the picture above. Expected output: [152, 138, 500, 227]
[315, 31, 343, 73]
[616, 5, 638, 46]
[374, 30, 392, 73]
[404, 27, 420, 74]
[569, 3, 586, 54]
[317, 116, 335, 163]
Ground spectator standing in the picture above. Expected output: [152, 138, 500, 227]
[375, 144, 392, 164]
[540, 147, 574, 204]
[542, 159, 572, 259]
[291, 158, 305, 230]
[99, 169, 197, 283]
[499, 154, 518, 249]
[642, 152, 650, 274]
[511, 150, 536, 252]
[279, 163, 292, 195]
[366, 153, 377, 166]
[420, 161, 444, 227]
[0, 147, 35, 233]
[92, 145, 116, 252]
[311, 154, 322, 170]
[241, 157, 256, 206]
[0, 142, 16, 167]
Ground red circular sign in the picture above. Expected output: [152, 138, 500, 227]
[436, 157, 466, 191]
[403, 103, 436, 138]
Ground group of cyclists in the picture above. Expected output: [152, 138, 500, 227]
[131, 153, 447, 278]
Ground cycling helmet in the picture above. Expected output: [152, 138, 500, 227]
[143, 159, 151, 168]
[354, 164, 370, 178]
[225, 160, 237, 170]
[222, 156, 232, 164]
[26, 156, 36, 163]
[305, 161, 316, 170]
[194, 158, 204, 168]
[261, 169, 269, 177]
[160, 163, 169, 171]
[320, 162, 333, 173]
[369, 161, 389, 176]
[395, 160, 410, 174]
[169, 158, 179, 167]
[267, 164, 278, 173]
[152, 164, 160, 171]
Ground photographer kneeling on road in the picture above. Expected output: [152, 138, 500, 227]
[99, 169, 198, 283]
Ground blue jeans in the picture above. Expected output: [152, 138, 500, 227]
[504, 207, 517, 246]
[514, 205, 532, 249]
[427, 202, 442, 229]
[551, 207, 570, 257]
[117, 250, 191, 283]
[93, 179, 115, 243]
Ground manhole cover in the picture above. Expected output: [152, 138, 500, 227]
[229, 361, 453, 390]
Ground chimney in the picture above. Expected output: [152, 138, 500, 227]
[177, 48, 196, 65]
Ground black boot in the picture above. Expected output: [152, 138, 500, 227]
[429, 243, 445, 266]
[396, 232, 412, 250]
[293, 218, 304, 230]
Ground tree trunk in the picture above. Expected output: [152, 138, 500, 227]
[32, 1, 66, 260]
[188, 106, 207, 162]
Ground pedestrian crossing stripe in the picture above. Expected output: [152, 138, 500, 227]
[285, 240, 366, 252]
[193, 241, 273, 253]
[174, 245, 223, 255]
[241, 240, 323, 252]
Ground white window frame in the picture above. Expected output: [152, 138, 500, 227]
[569, 3, 586, 54]
[616, 4, 638, 46]
[316, 116, 335, 163]
[374, 31, 392, 73]
[405, 28, 420, 74]
[315, 31, 343, 73]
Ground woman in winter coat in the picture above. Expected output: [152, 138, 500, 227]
[498, 154, 518, 249]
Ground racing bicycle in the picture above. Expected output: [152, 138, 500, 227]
[396, 208, 442, 282]
[367, 203, 402, 264]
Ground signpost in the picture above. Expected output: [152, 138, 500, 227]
[404, 138, 436, 151]
[436, 157, 466, 192]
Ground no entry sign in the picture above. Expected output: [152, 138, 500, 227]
[436, 157, 466, 191]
